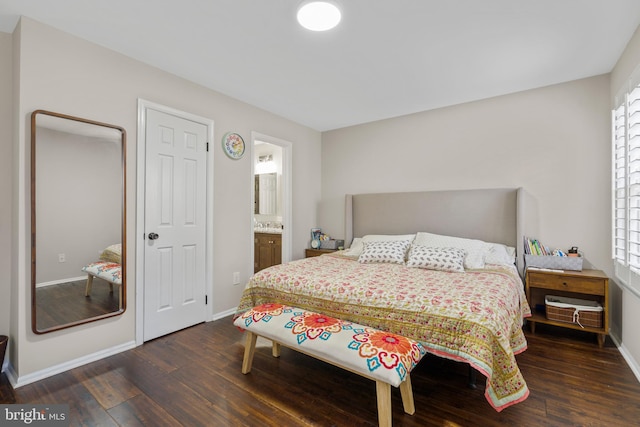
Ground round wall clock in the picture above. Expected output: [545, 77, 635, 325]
[222, 132, 245, 160]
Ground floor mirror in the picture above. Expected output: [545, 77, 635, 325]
[31, 110, 126, 334]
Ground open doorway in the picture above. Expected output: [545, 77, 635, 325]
[251, 132, 292, 276]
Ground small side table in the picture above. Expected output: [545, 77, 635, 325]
[525, 268, 609, 347]
[305, 248, 336, 258]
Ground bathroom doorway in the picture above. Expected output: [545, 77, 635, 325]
[251, 132, 292, 275]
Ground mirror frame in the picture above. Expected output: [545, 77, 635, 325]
[30, 110, 127, 334]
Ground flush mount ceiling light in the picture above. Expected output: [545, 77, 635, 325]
[297, 1, 342, 31]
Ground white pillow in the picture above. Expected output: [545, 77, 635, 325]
[406, 246, 466, 273]
[345, 234, 415, 257]
[358, 240, 411, 265]
[343, 237, 363, 257]
[413, 232, 490, 269]
[485, 243, 516, 266]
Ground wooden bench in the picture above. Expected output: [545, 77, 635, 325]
[233, 303, 426, 427]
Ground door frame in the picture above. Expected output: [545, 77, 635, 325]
[250, 132, 293, 276]
[135, 99, 215, 345]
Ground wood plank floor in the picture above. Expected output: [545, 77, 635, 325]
[35, 278, 120, 331]
[2, 318, 640, 426]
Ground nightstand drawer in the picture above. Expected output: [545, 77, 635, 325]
[305, 248, 336, 258]
[527, 272, 605, 295]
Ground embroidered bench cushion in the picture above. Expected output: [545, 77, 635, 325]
[234, 303, 426, 387]
[82, 261, 122, 285]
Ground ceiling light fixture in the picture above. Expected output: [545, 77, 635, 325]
[297, 1, 342, 32]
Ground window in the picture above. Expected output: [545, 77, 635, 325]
[612, 72, 640, 297]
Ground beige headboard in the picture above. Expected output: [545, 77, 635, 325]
[344, 187, 537, 274]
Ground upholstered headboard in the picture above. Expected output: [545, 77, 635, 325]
[344, 187, 537, 274]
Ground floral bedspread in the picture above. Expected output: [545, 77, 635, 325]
[234, 253, 531, 411]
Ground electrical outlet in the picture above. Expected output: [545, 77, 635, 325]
[58, 253, 66, 263]
[233, 272, 240, 285]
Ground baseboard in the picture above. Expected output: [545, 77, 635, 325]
[613, 337, 640, 384]
[8, 340, 136, 389]
[212, 307, 237, 321]
[36, 276, 87, 288]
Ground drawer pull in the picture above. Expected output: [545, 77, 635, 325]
[563, 282, 568, 286]
[268, 240, 274, 244]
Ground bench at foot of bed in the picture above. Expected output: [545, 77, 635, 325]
[82, 261, 122, 309]
[233, 304, 426, 427]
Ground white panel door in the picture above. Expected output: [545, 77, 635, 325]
[144, 109, 207, 341]
[258, 173, 277, 215]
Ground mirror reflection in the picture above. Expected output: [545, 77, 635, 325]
[253, 145, 282, 219]
[31, 110, 126, 334]
[253, 143, 283, 273]
[254, 172, 277, 215]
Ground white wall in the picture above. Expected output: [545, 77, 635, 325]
[321, 75, 611, 267]
[610, 24, 640, 376]
[320, 75, 613, 323]
[0, 31, 13, 367]
[8, 17, 321, 381]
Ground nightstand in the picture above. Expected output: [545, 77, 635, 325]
[525, 268, 609, 347]
[305, 248, 336, 258]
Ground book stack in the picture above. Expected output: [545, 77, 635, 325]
[523, 236, 567, 257]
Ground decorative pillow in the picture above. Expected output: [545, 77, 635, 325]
[358, 240, 411, 264]
[406, 246, 466, 272]
[346, 234, 415, 257]
[99, 244, 122, 264]
[413, 232, 490, 269]
[485, 243, 516, 266]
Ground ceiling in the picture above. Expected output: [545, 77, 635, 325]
[1, 0, 640, 131]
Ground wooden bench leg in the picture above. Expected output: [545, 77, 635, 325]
[375, 381, 392, 427]
[399, 375, 415, 415]
[272, 341, 281, 358]
[241, 332, 258, 374]
[85, 274, 94, 296]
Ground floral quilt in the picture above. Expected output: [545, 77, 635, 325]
[234, 253, 531, 411]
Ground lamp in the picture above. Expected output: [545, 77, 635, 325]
[297, 1, 342, 32]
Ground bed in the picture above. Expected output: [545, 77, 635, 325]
[235, 188, 536, 411]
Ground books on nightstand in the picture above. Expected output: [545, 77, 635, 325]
[523, 236, 583, 271]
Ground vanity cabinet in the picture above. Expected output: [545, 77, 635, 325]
[255, 232, 282, 273]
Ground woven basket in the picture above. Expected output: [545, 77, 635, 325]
[545, 295, 602, 329]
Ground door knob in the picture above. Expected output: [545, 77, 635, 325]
[148, 232, 159, 240]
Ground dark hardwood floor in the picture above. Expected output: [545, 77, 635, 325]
[2, 318, 640, 426]
[35, 278, 120, 330]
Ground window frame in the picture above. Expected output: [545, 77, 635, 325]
[612, 69, 640, 299]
